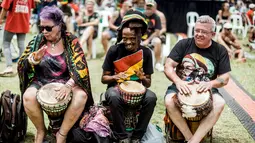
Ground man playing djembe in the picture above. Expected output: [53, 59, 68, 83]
[101, 9, 157, 143]
[164, 15, 231, 143]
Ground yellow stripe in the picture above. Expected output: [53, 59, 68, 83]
[117, 60, 143, 83]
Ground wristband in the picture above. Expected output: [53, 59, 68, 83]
[65, 83, 72, 89]
[28, 53, 40, 65]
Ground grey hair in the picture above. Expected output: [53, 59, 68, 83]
[196, 15, 216, 32]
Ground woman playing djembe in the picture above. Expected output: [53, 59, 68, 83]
[17, 6, 94, 143]
[101, 10, 157, 143]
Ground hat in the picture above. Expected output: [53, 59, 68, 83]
[249, 3, 255, 9]
[60, 0, 68, 5]
[85, 0, 95, 5]
[146, 0, 156, 6]
[116, 9, 148, 43]
[223, 23, 232, 29]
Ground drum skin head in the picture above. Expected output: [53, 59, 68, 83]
[37, 83, 72, 107]
[119, 81, 146, 94]
[178, 84, 210, 106]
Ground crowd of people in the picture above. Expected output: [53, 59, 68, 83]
[0, 0, 253, 143]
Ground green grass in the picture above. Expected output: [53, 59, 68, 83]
[230, 59, 255, 97]
[0, 33, 254, 142]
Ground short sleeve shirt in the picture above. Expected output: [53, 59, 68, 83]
[142, 13, 162, 40]
[168, 38, 231, 80]
[102, 43, 154, 88]
[1, 0, 35, 33]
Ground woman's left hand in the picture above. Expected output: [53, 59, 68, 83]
[55, 85, 72, 101]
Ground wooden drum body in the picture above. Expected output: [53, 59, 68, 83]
[118, 81, 146, 107]
[37, 83, 72, 119]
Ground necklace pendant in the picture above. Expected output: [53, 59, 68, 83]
[51, 44, 55, 51]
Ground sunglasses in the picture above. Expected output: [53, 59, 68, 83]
[225, 28, 232, 31]
[39, 25, 56, 32]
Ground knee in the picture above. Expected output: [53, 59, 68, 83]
[105, 88, 121, 104]
[102, 32, 109, 40]
[213, 95, 225, 113]
[145, 90, 157, 105]
[152, 38, 161, 46]
[73, 91, 88, 105]
[164, 93, 176, 111]
[88, 26, 94, 32]
[23, 90, 37, 107]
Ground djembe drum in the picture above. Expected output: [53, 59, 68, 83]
[37, 82, 72, 119]
[117, 81, 146, 130]
[165, 83, 213, 142]
[118, 81, 146, 107]
[37, 82, 72, 136]
[174, 84, 213, 121]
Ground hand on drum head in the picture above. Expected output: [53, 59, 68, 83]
[54, 84, 72, 101]
[134, 68, 145, 80]
[114, 72, 128, 81]
[176, 80, 192, 95]
[196, 81, 212, 93]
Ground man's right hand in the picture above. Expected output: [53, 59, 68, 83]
[175, 80, 192, 95]
[113, 72, 127, 81]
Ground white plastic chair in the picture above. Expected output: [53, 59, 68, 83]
[97, 10, 112, 39]
[230, 14, 245, 39]
[186, 12, 199, 38]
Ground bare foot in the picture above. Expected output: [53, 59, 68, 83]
[56, 131, 67, 143]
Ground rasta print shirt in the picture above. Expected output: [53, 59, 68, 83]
[168, 38, 231, 82]
[102, 43, 154, 88]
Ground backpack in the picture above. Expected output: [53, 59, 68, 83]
[0, 90, 28, 143]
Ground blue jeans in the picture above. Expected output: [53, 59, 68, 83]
[3, 30, 26, 67]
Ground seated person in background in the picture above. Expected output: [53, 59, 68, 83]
[59, 0, 74, 33]
[101, 10, 157, 143]
[248, 27, 255, 51]
[164, 15, 230, 143]
[217, 22, 246, 62]
[142, 0, 163, 71]
[101, 1, 132, 58]
[155, 1, 167, 44]
[217, 2, 231, 25]
[17, 6, 94, 143]
[133, 0, 146, 13]
[76, 0, 99, 59]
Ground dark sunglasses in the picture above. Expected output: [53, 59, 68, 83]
[39, 25, 56, 32]
[225, 28, 232, 31]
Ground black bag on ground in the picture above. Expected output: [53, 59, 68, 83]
[0, 90, 28, 143]
[68, 127, 111, 143]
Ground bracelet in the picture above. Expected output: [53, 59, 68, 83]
[65, 83, 73, 89]
[28, 53, 40, 65]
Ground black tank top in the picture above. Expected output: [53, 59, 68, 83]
[222, 15, 229, 20]
[113, 12, 122, 27]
